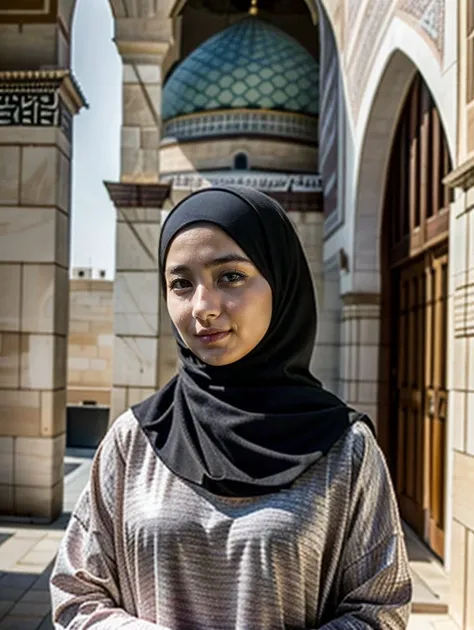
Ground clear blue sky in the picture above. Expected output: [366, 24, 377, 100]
[71, 0, 122, 278]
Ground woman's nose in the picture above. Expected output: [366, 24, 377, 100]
[192, 284, 221, 321]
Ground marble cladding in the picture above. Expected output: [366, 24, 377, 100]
[0, 125, 70, 521]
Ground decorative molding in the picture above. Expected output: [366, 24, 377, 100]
[0, 0, 58, 23]
[341, 292, 381, 306]
[162, 110, 319, 144]
[0, 70, 87, 139]
[105, 182, 172, 208]
[160, 170, 322, 194]
[444, 156, 474, 191]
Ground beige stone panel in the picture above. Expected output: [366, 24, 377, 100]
[141, 128, 160, 149]
[0, 207, 64, 264]
[122, 127, 141, 149]
[0, 332, 20, 388]
[68, 344, 98, 360]
[116, 222, 159, 271]
[123, 64, 161, 84]
[110, 386, 128, 423]
[21, 264, 69, 335]
[15, 434, 65, 488]
[55, 206, 70, 269]
[113, 336, 158, 388]
[90, 321, 114, 334]
[20, 147, 57, 207]
[0, 389, 41, 437]
[158, 335, 178, 387]
[450, 519, 467, 628]
[126, 388, 155, 407]
[57, 151, 71, 214]
[98, 345, 113, 359]
[121, 146, 159, 182]
[0, 264, 21, 332]
[467, 392, 474, 456]
[14, 479, 63, 521]
[118, 207, 161, 222]
[79, 369, 111, 387]
[114, 271, 159, 336]
[466, 529, 474, 629]
[159, 139, 318, 174]
[0, 126, 65, 149]
[0, 146, 20, 205]
[453, 451, 474, 531]
[123, 84, 161, 127]
[40, 389, 66, 437]
[0, 483, 13, 514]
[20, 334, 66, 390]
[69, 320, 90, 333]
[452, 390, 466, 452]
[0, 436, 13, 485]
[68, 388, 110, 406]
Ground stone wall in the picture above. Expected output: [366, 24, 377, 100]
[67, 278, 114, 407]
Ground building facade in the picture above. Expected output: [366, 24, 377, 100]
[0, 0, 473, 626]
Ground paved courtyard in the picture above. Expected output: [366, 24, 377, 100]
[0, 448, 459, 630]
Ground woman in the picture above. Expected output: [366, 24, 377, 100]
[51, 186, 412, 629]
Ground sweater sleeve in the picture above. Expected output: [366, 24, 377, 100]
[319, 424, 413, 630]
[50, 417, 168, 630]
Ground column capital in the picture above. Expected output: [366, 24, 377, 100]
[114, 16, 173, 65]
[444, 155, 474, 191]
[0, 69, 87, 140]
[105, 181, 172, 209]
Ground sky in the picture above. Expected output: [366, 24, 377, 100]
[71, 0, 122, 278]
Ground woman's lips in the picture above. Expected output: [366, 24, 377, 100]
[195, 331, 231, 345]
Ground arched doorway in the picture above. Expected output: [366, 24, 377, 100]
[381, 73, 453, 559]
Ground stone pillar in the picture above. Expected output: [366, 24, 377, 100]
[444, 163, 474, 628]
[0, 70, 85, 521]
[107, 183, 171, 421]
[108, 16, 175, 422]
[340, 293, 381, 424]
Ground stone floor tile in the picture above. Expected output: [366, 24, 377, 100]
[9, 601, 51, 617]
[0, 539, 38, 571]
[18, 550, 58, 568]
[0, 601, 14, 621]
[37, 616, 53, 630]
[0, 574, 36, 590]
[0, 588, 28, 603]
[0, 616, 43, 630]
[20, 591, 50, 605]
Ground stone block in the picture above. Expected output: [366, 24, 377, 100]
[126, 387, 155, 407]
[40, 389, 66, 437]
[21, 264, 68, 335]
[0, 208, 65, 264]
[20, 334, 66, 390]
[57, 151, 71, 214]
[114, 271, 159, 336]
[450, 519, 467, 628]
[116, 222, 159, 271]
[110, 386, 127, 423]
[0, 332, 20, 388]
[20, 146, 57, 207]
[0, 436, 13, 484]
[0, 145, 20, 205]
[123, 83, 161, 127]
[466, 529, 474, 629]
[453, 451, 474, 531]
[0, 390, 41, 437]
[14, 479, 63, 521]
[113, 335, 158, 388]
[14, 434, 65, 488]
[0, 265, 21, 332]
[451, 390, 466, 452]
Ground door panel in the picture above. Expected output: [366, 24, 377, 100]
[393, 246, 447, 558]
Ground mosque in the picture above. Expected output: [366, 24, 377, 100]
[0, 0, 473, 626]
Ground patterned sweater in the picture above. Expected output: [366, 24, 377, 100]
[50, 410, 412, 629]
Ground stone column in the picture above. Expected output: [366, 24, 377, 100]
[444, 163, 474, 628]
[0, 70, 85, 521]
[108, 16, 175, 422]
[340, 293, 381, 424]
[107, 183, 171, 422]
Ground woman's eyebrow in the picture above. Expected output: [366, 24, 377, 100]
[166, 254, 252, 275]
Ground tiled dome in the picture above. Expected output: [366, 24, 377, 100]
[162, 18, 319, 121]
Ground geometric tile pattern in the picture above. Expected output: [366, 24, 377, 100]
[162, 17, 319, 121]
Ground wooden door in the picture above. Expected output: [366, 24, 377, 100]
[382, 73, 452, 559]
[393, 245, 447, 558]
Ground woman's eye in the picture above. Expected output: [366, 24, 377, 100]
[220, 271, 247, 284]
[169, 278, 192, 292]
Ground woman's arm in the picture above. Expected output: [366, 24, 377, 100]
[320, 424, 412, 629]
[50, 417, 168, 629]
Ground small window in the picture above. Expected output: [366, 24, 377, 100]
[234, 152, 249, 170]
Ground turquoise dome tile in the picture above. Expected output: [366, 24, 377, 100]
[162, 18, 319, 121]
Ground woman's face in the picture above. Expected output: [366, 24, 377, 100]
[164, 223, 273, 366]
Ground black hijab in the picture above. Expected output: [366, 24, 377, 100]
[133, 186, 372, 496]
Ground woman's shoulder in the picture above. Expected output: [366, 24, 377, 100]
[104, 408, 147, 460]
